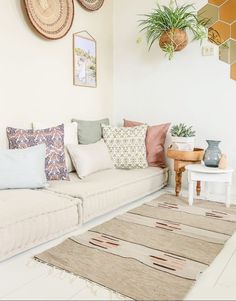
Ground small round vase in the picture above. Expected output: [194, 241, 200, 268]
[203, 140, 222, 168]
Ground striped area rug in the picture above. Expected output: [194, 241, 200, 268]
[34, 194, 236, 301]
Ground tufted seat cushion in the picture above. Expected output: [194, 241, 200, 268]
[48, 167, 168, 223]
[0, 189, 80, 261]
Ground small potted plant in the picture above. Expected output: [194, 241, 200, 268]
[139, 1, 208, 59]
[170, 123, 196, 151]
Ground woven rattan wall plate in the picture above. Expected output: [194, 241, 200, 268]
[24, 0, 74, 40]
[78, 0, 104, 11]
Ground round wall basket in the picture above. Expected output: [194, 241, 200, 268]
[24, 0, 74, 40]
[78, 0, 104, 11]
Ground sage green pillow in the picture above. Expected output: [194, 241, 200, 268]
[72, 118, 109, 144]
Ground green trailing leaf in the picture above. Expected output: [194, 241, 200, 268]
[162, 43, 175, 60]
[171, 123, 196, 137]
[138, 1, 209, 59]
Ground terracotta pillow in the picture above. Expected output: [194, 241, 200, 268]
[124, 119, 170, 168]
[6, 124, 69, 181]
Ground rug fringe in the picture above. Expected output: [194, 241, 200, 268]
[26, 258, 131, 300]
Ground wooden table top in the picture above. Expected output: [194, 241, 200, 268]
[167, 148, 205, 162]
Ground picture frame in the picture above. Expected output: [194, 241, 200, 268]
[73, 32, 97, 88]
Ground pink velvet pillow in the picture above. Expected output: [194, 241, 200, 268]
[124, 119, 170, 168]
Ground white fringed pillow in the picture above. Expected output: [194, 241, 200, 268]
[67, 140, 114, 178]
[102, 124, 148, 169]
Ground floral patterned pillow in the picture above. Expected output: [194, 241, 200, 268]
[6, 124, 69, 181]
[102, 124, 148, 169]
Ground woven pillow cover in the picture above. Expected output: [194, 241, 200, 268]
[102, 124, 148, 169]
[6, 124, 69, 181]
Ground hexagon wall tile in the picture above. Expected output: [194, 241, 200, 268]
[198, 0, 236, 80]
[219, 43, 230, 63]
[198, 4, 219, 27]
[209, 0, 227, 6]
[220, 0, 236, 24]
[209, 21, 230, 45]
[231, 63, 236, 80]
[231, 22, 236, 40]
[229, 40, 236, 63]
[219, 40, 236, 63]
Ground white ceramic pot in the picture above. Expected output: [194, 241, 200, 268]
[171, 136, 195, 151]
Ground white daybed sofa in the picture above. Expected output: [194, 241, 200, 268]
[0, 167, 168, 262]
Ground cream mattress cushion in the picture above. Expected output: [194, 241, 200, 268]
[0, 189, 80, 261]
[48, 167, 168, 223]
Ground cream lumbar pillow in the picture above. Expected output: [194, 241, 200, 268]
[102, 124, 148, 169]
[67, 140, 114, 178]
[33, 122, 78, 173]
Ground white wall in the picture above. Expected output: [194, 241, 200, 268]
[1, 0, 235, 195]
[113, 0, 236, 195]
[0, 0, 113, 147]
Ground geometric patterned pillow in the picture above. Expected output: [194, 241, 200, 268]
[124, 119, 171, 168]
[6, 124, 69, 181]
[102, 124, 148, 169]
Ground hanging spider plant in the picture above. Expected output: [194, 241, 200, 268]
[139, 1, 209, 60]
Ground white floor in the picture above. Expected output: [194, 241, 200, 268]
[1, 188, 236, 301]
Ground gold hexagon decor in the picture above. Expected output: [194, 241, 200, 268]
[209, 0, 227, 6]
[198, 4, 219, 27]
[231, 62, 236, 80]
[198, 1, 236, 80]
[209, 21, 230, 45]
[231, 22, 236, 39]
[219, 0, 236, 24]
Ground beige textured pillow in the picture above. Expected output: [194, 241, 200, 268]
[102, 124, 148, 169]
[67, 140, 114, 178]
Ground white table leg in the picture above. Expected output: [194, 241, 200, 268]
[188, 180, 194, 206]
[226, 183, 231, 208]
[205, 182, 209, 200]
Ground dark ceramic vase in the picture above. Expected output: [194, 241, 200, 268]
[203, 140, 222, 167]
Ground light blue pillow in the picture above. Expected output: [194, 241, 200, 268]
[0, 144, 47, 189]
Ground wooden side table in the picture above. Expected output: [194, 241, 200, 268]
[167, 148, 205, 197]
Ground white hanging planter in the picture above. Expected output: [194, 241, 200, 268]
[171, 136, 195, 151]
